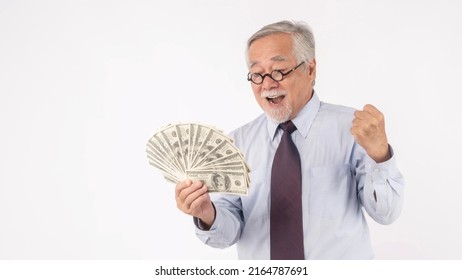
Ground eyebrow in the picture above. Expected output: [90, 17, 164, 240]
[271, 55, 288, 62]
[249, 55, 289, 68]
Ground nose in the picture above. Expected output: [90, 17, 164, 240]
[260, 75, 279, 90]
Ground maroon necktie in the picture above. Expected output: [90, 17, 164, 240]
[270, 121, 305, 260]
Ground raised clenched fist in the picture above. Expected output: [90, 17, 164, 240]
[351, 104, 391, 163]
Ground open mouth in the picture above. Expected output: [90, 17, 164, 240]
[267, 95, 285, 104]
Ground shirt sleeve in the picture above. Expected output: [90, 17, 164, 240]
[194, 195, 244, 248]
[356, 144, 405, 225]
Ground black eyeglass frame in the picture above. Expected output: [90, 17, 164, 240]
[247, 61, 306, 85]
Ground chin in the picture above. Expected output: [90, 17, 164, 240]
[264, 104, 293, 124]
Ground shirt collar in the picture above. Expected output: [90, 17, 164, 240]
[267, 92, 321, 141]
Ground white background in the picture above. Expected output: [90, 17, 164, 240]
[1, 0, 461, 259]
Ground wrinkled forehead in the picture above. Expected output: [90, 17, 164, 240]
[247, 33, 294, 67]
[249, 55, 290, 68]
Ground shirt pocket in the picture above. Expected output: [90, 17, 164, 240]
[306, 164, 356, 218]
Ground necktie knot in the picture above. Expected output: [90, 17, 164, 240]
[280, 121, 297, 134]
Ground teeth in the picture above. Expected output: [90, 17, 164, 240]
[267, 96, 284, 104]
[261, 91, 286, 100]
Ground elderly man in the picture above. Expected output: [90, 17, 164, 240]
[175, 20, 404, 259]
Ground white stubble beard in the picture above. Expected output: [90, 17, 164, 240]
[260, 90, 293, 124]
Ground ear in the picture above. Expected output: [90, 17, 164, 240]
[306, 59, 316, 86]
[308, 58, 317, 77]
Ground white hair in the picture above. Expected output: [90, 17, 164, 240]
[246, 20, 316, 67]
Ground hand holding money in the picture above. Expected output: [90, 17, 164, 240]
[175, 179, 215, 228]
[146, 123, 251, 195]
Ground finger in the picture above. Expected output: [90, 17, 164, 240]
[189, 192, 212, 214]
[353, 115, 377, 130]
[363, 104, 379, 114]
[184, 184, 208, 207]
[175, 179, 193, 198]
[176, 182, 206, 213]
[350, 126, 365, 138]
[177, 180, 204, 202]
[363, 104, 384, 120]
[354, 109, 371, 120]
[183, 186, 211, 217]
[352, 118, 364, 127]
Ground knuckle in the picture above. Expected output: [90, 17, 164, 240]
[184, 194, 193, 206]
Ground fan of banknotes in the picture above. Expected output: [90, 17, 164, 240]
[146, 123, 250, 195]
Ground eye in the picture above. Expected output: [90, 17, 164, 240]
[271, 70, 284, 81]
[249, 73, 264, 84]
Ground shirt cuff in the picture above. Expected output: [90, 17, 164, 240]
[193, 203, 217, 231]
[193, 217, 208, 230]
[366, 145, 400, 215]
[367, 145, 399, 177]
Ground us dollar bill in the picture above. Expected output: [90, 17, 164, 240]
[189, 124, 211, 167]
[146, 150, 184, 182]
[186, 170, 248, 196]
[146, 122, 250, 195]
[192, 137, 235, 168]
[175, 123, 191, 169]
[147, 134, 184, 174]
[201, 151, 248, 170]
[159, 124, 186, 172]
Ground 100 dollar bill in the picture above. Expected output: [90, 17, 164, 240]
[186, 170, 248, 196]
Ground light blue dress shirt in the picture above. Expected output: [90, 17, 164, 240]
[195, 93, 405, 259]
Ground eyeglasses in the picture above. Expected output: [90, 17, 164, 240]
[247, 61, 305, 85]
